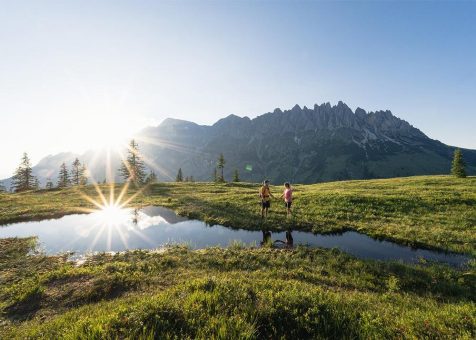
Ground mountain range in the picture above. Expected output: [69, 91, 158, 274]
[2, 101, 475, 189]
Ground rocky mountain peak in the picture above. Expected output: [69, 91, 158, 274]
[291, 104, 302, 112]
[160, 118, 198, 128]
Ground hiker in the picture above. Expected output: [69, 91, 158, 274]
[280, 182, 293, 217]
[259, 180, 275, 218]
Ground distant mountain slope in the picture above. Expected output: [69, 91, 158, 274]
[2, 101, 476, 188]
[139, 101, 476, 183]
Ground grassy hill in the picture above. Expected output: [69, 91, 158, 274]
[1, 175, 475, 254]
[1, 175, 475, 338]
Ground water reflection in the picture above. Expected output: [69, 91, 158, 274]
[0, 206, 471, 267]
[261, 230, 272, 246]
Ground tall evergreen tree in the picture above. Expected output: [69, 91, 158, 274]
[451, 149, 467, 178]
[45, 178, 54, 190]
[33, 178, 40, 190]
[12, 153, 36, 192]
[80, 164, 88, 185]
[146, 171, 157, 184]
[70, 158, 84, 186]
[233, 169, 240, 182]
[176, 168, 183, 182]
[118, 140, 146, 185]
[217, 153, 226, 182]
[57, 162, 70, 188]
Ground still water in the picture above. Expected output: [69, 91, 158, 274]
[0, 206, 470, 266]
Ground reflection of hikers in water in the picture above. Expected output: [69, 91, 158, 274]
[274, 230, 294, 248]
[259, 180, 275, 218]
[280, 182, 293, 218]
[285, 230, 293, 245]
[260, 230, 272, 246]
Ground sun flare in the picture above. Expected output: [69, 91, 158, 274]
[96, 204, 130, 225]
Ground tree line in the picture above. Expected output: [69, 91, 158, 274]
[5, 153, 88, 192]
[2, 145, 469, 193]
[174, 152, 240, 183]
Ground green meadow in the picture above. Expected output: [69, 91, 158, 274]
[1, 175, 475, 254]
[0, 175, 475, 338]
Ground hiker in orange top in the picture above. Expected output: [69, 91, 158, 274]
[259, 179, 275, 218]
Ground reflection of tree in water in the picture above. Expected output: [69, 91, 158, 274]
[131, 208, 139, 226]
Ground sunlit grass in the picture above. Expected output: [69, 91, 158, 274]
[1, 175, 475, 255]
[0, 238, 474, 338]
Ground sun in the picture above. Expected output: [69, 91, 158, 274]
[96, 203, 129, 225]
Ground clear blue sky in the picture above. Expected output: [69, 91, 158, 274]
[1, 0, 475, 178]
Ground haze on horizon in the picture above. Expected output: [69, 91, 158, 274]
[1, 0, 475, 179]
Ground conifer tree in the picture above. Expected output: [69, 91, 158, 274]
[451, 149, 467, 178]
[45, 178, 54, 190]
[217, 153, 226, 182]
[12, 153, 36, 192]
[57, 162, 70, 188]
[176, 168, 183, 182]
[79, 164, 88, 185]
[233, 169, 240, 182]
[118, 140, 146, 185]
[70, 158, 84, 186]
[33, 178, 40, 190]
[146, 171, 157, 184]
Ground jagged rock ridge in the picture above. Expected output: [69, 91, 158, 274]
[2, 101, 475, 187]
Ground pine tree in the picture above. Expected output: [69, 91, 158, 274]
[233, 169, 240, 182]
[146, 171, 157, 184]
[12, 153, 36, 192]
[79, 164, 88, 185]
[451, 149, 467, 178]
[45, 178, 54, 190]
[70, 158, 84, 186]
[217, 153, 226, 182]
[33, 178, 40, 190]
[57, 162, 70, 188]
[118, 140, 146, 185]
[176, 168, 183, 182]
[212, 167, 218, 182]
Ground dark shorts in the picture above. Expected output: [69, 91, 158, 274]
[261, 200, 270, 208]
[285, 201, 292, 208]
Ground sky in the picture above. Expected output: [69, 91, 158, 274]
[1, 0, 475, 178]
